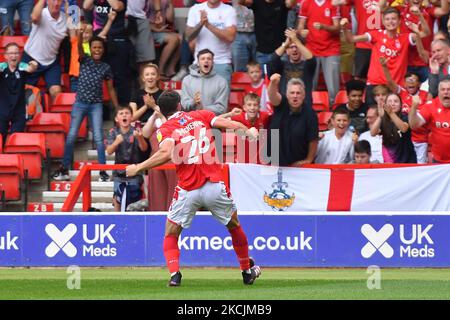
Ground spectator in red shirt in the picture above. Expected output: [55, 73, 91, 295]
[380, 0, 449, 83]
[220, 92, 270, 163]
[245, 61, 272, 114]
[298, 0, 341, 106]
[224, 93, 270, 129]
[341, 7, 430, 106]
[332, 0, 385, 81]
[409, 78, 450, 163]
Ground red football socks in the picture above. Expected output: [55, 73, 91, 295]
[163, 235, 180, 274]
[229, 225, 251, 271]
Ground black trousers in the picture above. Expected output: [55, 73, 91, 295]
[104, 37, 132, 106]
[0, 110, 26, 144]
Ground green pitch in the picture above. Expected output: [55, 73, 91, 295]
[0, 267, 449, 300]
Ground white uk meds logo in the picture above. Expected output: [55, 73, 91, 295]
[45, 224, 77, 258]
[361, 224, 394, 258]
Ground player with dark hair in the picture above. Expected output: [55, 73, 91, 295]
[126, 90, 262, 287]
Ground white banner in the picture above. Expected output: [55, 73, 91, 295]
[229, 163, 450, 212]
[229, 163, 331, 211]
[351, 165, 450, 211]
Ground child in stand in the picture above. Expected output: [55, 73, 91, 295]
[220, 92, 270, 163]
[68, 10, 116, 92]
[352, 140, 380, 164]
[107, 105, 148, 211]
[52, 28, 119, 182]
[245, 61, 272, 114]
[315, 108, 357, 164]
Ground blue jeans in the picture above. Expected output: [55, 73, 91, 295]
[62, 101, 106, 169]
[232, 32, 257, 72]
[180, 38, 193, 66]
[0, 0, 33, 35]
[214, 63, 233, 85]
[256, 51, 273, 70]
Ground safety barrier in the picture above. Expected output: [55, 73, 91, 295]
[62, 163, 437, 212]
[0, 212, 447, 267]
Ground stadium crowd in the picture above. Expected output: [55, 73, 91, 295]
[2, 0, 450, 209]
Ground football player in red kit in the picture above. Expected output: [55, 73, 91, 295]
[126, 90, 261, 287]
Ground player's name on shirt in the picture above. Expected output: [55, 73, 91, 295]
[176, 121, 206, 136]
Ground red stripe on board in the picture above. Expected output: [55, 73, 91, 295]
[327, 169, 355, 211]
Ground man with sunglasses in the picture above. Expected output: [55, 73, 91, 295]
[268, 28, 316, 107]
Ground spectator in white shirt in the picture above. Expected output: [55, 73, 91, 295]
[315, 108, 356, 164]
[22, 0, 68, 100]
[185, 0, 237, 84]
[358, 105, 384, 163]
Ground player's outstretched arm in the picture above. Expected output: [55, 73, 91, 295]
[126, 139, 174, 177]
[213, 117, 248, 131]
[213, 117, 258, 139]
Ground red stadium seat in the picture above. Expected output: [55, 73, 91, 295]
[0, 154, 25, 204]
[0, 35, 28, 48]
[312, 91, 330, 112]
[102, 81, 111, 103]
[332, 90, 348, 110]
[43, 93, 51, 112]
[49, 92, 76, 112]
[231, 72, 251, 84]
[0, 35, 28, 62]
[172, 0, 186, 7]
[228, 91, 245, 111]
[231, 72, 252, 92]
[4, 133, 46, 180]
[48, 93, 88, 139]
[26, 113, 71, 159]
[318, 111, 333, 131]
[61, 73, 70, 92]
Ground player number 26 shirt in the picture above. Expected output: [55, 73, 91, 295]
[156, 110, 224, 190]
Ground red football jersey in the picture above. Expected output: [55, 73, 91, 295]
[231, 111, 270, 164]
[245, 81, 273, 114]
[397, 4, 435, 67]
[231, 111, 270, 130]
[366, 30, 414, 85]
[399, 87, 429, 143]
[418, 98, 450, 163]
[350, 0, 386, 49]
[298, 0, 341, 56]
[157, 110, 224, 190]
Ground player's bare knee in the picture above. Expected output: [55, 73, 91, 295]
[226, 212, 240, 229]
[49, 85, 62, 99]
[165, 220, 182, 237]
